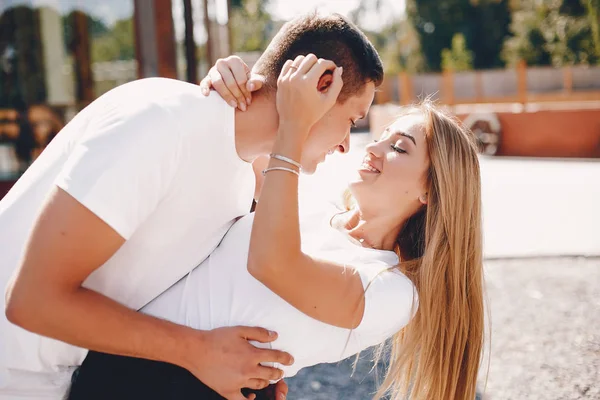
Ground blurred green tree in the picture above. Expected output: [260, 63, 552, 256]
[63, 12, 134, 63]
[407, 0, 511, 71]
[351, 0, 426, 74]
[229, 0, 277, 52]
[502, 0, 600, 66]
[584, 0, 600, 59]
[90, 18, 135, 63]
[441, 33, 474, 70]
[371, 21, 426, 74]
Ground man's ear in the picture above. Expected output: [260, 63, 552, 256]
[317, 71, 334, 93]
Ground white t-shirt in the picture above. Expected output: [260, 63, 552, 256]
[0, 79, 255, 384]
[143, 204, 418, 378]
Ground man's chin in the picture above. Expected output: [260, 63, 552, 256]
[301, 163, 318, 175]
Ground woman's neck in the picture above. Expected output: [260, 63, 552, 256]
[340, 208, 405, 251]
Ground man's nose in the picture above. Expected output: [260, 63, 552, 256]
[337, 134, 350, 154]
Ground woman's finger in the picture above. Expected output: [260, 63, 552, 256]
[247, 74, 265, 92]
[199, 76, 212, 96]
[297, 53, 318, 74]
[289, 55, 305, 77]
[279, 60, 295, 81]
[306, 59, 338, 82]
[209, 68, 239, 109]
[227, 59, 252, 105]
[325, 66, 344, 102]
[216, 60, 247, 110]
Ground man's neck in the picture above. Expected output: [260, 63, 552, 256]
[234, 92, 279, 162]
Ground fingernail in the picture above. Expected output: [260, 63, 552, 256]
[268, 330, 276, 337]
[246, 97, 252, 105]
[202, 88, 209, 96]
[239, 102, 247, 112]
[229, 100, 237, 108]
[279, 394, 286, 400]
[249, 82, 255, 91]
[338, 66, 344, 75]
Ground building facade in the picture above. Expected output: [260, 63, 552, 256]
[0, 0, 229, 197]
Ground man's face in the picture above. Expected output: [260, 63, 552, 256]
[300, 82, 376, 174]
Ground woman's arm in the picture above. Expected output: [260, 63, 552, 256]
[247, 56, 366, 329]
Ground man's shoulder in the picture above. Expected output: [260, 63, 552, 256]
[132, 78, 228, 102]
[133, 79, 233, 121]
[107, 78, 225, 108]
[91, 78, 232, 129]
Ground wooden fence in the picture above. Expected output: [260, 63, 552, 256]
[375, 61, 600, 106]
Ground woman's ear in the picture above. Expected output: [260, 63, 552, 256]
[317, 71, 334, 93]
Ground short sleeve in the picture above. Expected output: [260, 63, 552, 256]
[353, 265, 418, 346]
[55, 100, 181, 239]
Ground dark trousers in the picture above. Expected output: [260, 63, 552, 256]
[67, 350, 272, 400]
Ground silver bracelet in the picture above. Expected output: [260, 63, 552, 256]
[270, 153, 302, 170]
[262, 167, 300, 176]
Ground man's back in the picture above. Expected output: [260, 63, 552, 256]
[0, 78, 255, 375]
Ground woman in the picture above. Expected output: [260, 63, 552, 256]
[68, 57, 485, 400]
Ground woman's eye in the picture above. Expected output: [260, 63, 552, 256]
[391, 144, 406, 154]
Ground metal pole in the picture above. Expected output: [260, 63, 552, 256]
[183, 0, 198, 83]
[203, 0, 214, 65]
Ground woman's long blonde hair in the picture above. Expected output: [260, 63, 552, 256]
[349, 100, 486, 399]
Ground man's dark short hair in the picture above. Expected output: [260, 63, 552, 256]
[254, 13, 384, 102]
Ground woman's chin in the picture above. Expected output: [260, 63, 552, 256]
[348, 170, 371, 187]
[347, 179, 366, 197]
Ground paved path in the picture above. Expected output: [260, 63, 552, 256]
[287, 257, 600, 400]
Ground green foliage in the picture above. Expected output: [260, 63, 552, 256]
[502, 0, 600, 66]
[373, 21, 426, 74]
[230, 0, 277, 52]
[61, 12, 134, 63]
[441, 33, 474, 70]
[407, 0, 511, 71]
[584, 0, 600, 57]
[90, 18, 135, 63]
[350, 1, 426, 74]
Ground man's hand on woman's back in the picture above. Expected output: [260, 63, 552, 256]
[181, 326, 293, 400]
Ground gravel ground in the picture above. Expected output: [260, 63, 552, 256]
[286, 257, 600, 400]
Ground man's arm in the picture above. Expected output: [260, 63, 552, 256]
[5, 187, 292, 400]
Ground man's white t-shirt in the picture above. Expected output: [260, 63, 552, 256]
[0, 78, 255, 384]
[143, 204, 418, 378]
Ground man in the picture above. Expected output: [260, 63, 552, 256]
[1, 13, 383, 400]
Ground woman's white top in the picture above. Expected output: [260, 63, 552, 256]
[0, 204, 417, 398]
[143, 203, 418, 378]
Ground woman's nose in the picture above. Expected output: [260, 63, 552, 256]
[365, 139, 383, 157]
